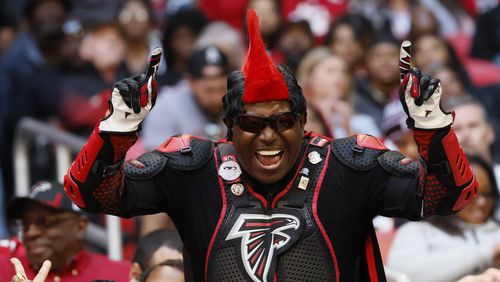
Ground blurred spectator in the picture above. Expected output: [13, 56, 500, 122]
[407, 4, 440, 42]
[381, 99, 419, 159]
[380, 0, 412, 40]
[273, 20, 315, 74]
[0, 0, 70, 200]
[0, 181, 130, 281]
[420, 0, 475, 38]
[356, 32, 400, 125]
[296, 47, 380, 138]
[461, 0, 499, 16]
[413, 34, 472, 90]
[58, 22, 130, 135]
[247, 0, 282, 50]
[70, 0, 122, 28]
[445, 96, 500, 190]
[198, 0, 247, 30]
[470, 5, 500, 65]
[142, 45, 230, 149]
[138, 259, 184, 282]
[387, 155, 500, 282]
[118, 0, 166, 76]
[59, 18, 86, 71]
[157, 8, 207, 87]
[282, 0, 348, 38]
[304, 105, 332, 138]
[0, 2, 17, 55]
[194, 21, 244, 70]
[432, 65, 469, 107]
[350, 0, 414, 41]
[130, 229, 183, 282]
[458, 268, 500, 282]
[324, 13, 374, 75]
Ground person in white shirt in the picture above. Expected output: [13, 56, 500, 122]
[387, 155, 500, 282]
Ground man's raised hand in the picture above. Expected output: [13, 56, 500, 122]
[398, 41, 453, 130]
[99, 48, 163, 133]
[10, 258, 51, 282]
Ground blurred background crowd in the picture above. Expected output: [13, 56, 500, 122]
[0, 0, 500, 281]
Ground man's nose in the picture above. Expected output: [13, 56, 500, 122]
[259, 125, 278, 144]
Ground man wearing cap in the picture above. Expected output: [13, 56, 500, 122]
[0, 181, 130, 282]
[63, 10, 477, 281]
[141, 45, 230, 149]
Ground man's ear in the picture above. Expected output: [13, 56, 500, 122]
[487, 123, 495, 145]
[300, 112, 307, 126]
[129, 262, 142, 282]
[76, 216, 88, 240]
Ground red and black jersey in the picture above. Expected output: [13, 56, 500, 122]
[64, 129, 476, 281]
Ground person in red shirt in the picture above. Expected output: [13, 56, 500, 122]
[0, 181, 130, 282]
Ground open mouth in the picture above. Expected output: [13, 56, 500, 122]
[256, 149, 284, 169]
[27, 243, 49, 256]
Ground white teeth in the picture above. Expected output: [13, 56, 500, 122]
[257, 150, 282, 156]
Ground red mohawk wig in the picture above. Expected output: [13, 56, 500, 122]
[242, 9, 289, 104]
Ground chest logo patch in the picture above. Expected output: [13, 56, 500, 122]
[226, 213, 302, 282]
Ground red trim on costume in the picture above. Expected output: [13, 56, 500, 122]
[311, 148, 339, 281]
[63, 174, 86, 208]
[271, 146, 309, 208]
[365, 233, 379, 282]
[309, 134, 332, 147]
[413, 129, 436, 160]
[156, 134, 196, 153]
[356, 134, 388, 151]
[70, 129, 104, 183]
[246, 184, 268, 209]
[442, 129, 474, 186]
[241, 10, 288, 104]
[205, 147, 228, 281]
[453, 175, 478, 211]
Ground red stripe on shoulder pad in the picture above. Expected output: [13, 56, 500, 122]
[156, 134, 193, 153]
[308, 133, 332, 148]
[356, 134, 387, 150]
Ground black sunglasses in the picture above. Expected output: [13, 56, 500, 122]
[234, 112, 301, 134]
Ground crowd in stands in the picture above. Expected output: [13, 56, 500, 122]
[1, 0, 499, 281]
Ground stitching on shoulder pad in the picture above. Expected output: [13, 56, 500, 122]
[125, 152, 167, 180]
[160, 138, 213, 171]
[331, 136, 387, 171]
[377, 151, 419, 177]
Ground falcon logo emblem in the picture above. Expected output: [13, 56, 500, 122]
[226, 213, 301, 282]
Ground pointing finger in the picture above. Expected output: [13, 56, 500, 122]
[143, 48, 162, 108]
[399, 40, 412, 82]
[34, 260, 52, 282]
[145, 47, 162, 77]
[10, 258, 26, 277]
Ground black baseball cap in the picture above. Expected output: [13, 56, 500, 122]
[187, 46, 230, 78]
[7, 181, 81, 220]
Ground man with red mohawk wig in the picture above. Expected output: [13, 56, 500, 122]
[63, 10, 477, 281]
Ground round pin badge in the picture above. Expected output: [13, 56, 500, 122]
[231, 183, 245, 196]
[308, 151, 322, 164]
[218, 160, 242, 181]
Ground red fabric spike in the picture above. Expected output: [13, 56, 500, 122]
[242, 9, 289, 104]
